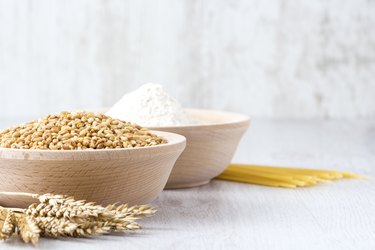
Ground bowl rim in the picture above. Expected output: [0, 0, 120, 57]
[148, 109, 250, 129]
[0, 130, 186, 160]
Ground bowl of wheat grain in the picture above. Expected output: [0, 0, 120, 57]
[0, 111, 186, 208]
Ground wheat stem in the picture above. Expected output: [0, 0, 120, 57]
[0, 192, 39, 199]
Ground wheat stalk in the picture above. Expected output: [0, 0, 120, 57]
[0, 192, 156, 244]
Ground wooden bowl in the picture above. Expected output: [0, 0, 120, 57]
[148, 109, 250, 189]
[0, 131, 186, 208]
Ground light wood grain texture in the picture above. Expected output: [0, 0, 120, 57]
[0, 131, 186, 208]
[149, 109, 250, 189]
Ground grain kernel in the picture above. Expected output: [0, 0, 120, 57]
[0, 111, 166, 150]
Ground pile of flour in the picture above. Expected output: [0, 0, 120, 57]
[106, 83, 198, 127]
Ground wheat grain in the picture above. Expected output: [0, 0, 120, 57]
[0, 111, 166, 150]
[0, 207, 15, 240]
[14, 213, 40, 245]
[25, 193, 156, 238]
[0, 192, 155, 245]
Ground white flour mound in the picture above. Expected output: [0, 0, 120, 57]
[106, 83, 198, 127]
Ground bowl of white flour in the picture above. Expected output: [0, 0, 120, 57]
[107, 83, 199, 127]
[107, 84, 250, 188]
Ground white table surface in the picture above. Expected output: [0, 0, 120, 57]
[0, 118, 374, 250]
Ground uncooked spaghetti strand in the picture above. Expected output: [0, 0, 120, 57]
[225, 166, 320, 182]
[230, 164, 361, 179]
[216, 174, 297, 188]
[221, 167, 314, 186]
[221, 167, 294, 181]
[222, 171, 307, 187]
[215, 164, 367, 188]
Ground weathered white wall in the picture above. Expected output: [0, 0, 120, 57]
[0, 0, 374, 121]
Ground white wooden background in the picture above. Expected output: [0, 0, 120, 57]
[0, 0, 375, 122]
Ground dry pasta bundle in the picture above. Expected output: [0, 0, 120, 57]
[215, 164, 366, 188]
